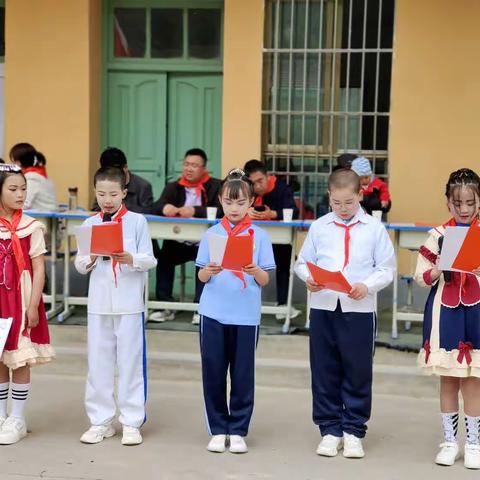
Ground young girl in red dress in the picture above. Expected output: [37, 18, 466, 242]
[0, 164, 54, 445]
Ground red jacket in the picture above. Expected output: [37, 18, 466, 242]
[362, 176, 391, 202]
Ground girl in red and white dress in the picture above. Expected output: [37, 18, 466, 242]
[0, 164, 54, 445]
[415, 168, 480, 469]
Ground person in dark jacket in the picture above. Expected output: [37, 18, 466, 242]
[244, 159, 300, 320]
[150, 148, 222, 323]
[94, 147, 154, 214]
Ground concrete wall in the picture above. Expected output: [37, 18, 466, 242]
[388, 0, 480, 225]
[4, 0, 101, 208]
[221, 0, 264, 175]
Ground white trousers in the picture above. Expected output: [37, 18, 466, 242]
[85, 313, 147, 428]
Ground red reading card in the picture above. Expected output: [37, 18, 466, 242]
[90, 222, 124, 256]
[451, 223, 480, 272]
[307, 262, 352, 294]
[222, 235, 254, 272]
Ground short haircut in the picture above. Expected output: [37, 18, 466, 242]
[220, 168, 254, 200]
[244, 159, 267, 176]
[328, 168, 361, 192]
[100, 147, 128, 168]
[9, 142, 36, 163]
[94, 166, 126, 190]
[336, 153, 357, 168]
[185, 148, 207, 165]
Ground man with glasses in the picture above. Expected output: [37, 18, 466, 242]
[150, 148, 222, 324]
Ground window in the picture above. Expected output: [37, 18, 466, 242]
[114, 8, 146, 58]
[112, 6, 222, 62]
[151, 9, 183, 58]
[262, 0, 395, 218]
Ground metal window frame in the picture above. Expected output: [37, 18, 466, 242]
[262, 0, 394, 218]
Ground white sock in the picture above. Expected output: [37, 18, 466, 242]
[0, 382, 8, 418]
[10, 383, 29, 420]
[465, 415, 480, 445]
[442, 412, 459, 443]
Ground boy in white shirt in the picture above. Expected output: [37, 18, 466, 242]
[75, 167, 157, 446]
[295, 169, 396, 458]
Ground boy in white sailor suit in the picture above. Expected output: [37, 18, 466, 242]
[75, 167, 157, 446]
[295, 168, 395, 459]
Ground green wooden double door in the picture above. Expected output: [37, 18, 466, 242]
[107, 72, 223, 198]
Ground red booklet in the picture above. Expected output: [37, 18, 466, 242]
[222, 235, 254, 271]
[451, 223, 480, 272]
[307, 262, 352, 294]
[91, 222, 124, 256]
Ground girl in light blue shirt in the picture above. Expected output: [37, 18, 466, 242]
[196, 169, 275, 455]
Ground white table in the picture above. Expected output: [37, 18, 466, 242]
[57, 212, 304, 333]
[27, 212, 63, 319]
[386, 224, 431, 339]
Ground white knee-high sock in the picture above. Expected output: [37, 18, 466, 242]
[442, 412, 459, 443]
[10, 383, 29, 420]
[0, 382, 8, 418]
[465, 415, 480, 445]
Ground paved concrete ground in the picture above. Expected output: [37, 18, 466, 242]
[0, 327, 475, 480]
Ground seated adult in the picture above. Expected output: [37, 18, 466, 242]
[244, 159, 300, 320]
[150, 148, 222, 323]
[95, 147, 153, 213]
[9, 143, 57, 211]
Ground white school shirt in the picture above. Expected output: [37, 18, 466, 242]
[295, 209, 396, 312]
[74, 210, 157, 315]
[24, 172, 58, 211]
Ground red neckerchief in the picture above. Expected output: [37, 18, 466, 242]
[254, 175, 277, 206]
[100, 204, 128, 287]
[23, 166, 48, 178]
[333, 219, 360, 270]
[221, 215, 254, 288]
[178, 172, 211, 205]
[0, 210, 25, 286]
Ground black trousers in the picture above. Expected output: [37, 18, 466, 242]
[154, 240, 204, 303]
[309, 304, 376, 438]
[200, 316, 258, 436]
[273, 244, 292, 305]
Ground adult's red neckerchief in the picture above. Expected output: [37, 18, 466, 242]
[23, 166, 48, 178]
[178, 172, 211, 205]
[254, 175, 277, 206]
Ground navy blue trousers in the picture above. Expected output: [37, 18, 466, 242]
[199, 316, 258, 436]
[309, 304, 376, 438]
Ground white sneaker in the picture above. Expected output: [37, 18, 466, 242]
[316, 435, 343, 457]
[464, 443, 480, 469]
[148, 310, 175, 323]
[80, 424, 116, 444]
[343, 433, 365, 458]
[121, 426, 142, 446]
[192, 313, 200, 325]
[0, 416, 6, 429]
[229, 435, 248, 454]
[276, 307, 302, 321]
[207, 434, 226, 453]
[435, 442, 460, 466]
[0, 416, 27, 444]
